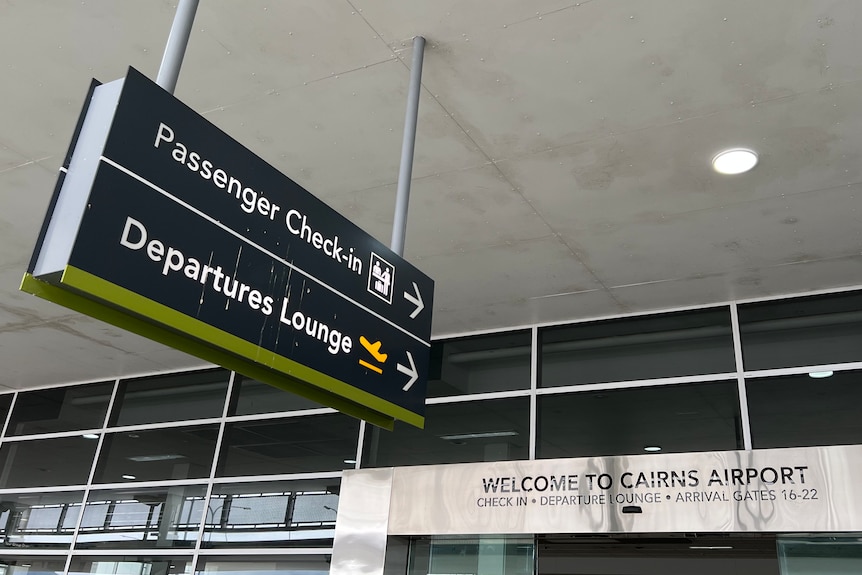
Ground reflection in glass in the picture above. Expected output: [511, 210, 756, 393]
[229, 377, 324, 416]
[204, 479, 339, 548]
[67, 556, 192, 574]
[0, 557, 66, 574]
[217, 414, 359, 477]
[739, 291, 862, 371]
[541, 308, 735, 387]
[363, 397, 530, 467]
[6, 381, 113, 437]
[427, 331, 532, 397]
[74, 485, 205, 549]
[93, 425, 219, 483]
[110, 369, 230, 426]
[0, 491, 83, 549]
[408, 537, 534, 575]
[195, 555, 331, 574]
[748, 370, 862, 448]
[537, 382, 742, 459]
[0, 435, 98, 488]
[778, 535, 862, 574]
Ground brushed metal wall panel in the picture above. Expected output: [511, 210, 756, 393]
[384, 445, 862, 535]
[330, 467, 394, 575]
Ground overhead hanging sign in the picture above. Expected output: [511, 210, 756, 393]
[22, 67, 433, 429]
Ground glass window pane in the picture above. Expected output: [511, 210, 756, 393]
[0, 435, 98, 488]
[217, 414, 359, 477]
[110, 369, 230, 426]
[408, 537, 534, 575]
[363, 397, 530, 467]
[195, 555, 331, 574]
[739, 291, 862, 371]
[0, 557, 67, 573]
[541, 308, 735, 387]
[0, 393, 14, 435]
[0, 491, 83, 549]
[204, 479, 339, 548]
[229, 377, 324, 416]
[537, 382, 742, 459]
[428, 331, 532, 397]
[748, 369, 862, 448]
[7, 381, 113, 436]
[778, 535, 862, 575]
[74, 485, 205, 550]
[93, 424, 219, 483]
[67, 556, 192, 575]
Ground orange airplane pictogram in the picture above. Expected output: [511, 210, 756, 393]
[358, 335, 387, 374]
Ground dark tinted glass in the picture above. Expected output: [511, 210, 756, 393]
[0, 491, 84, 549]
[93, 425, 219, 483]
[0, 393, 13, 434]
[229, 377, 323, 416]
[748, 369, 862, 448]
[0, 435, 98, 488]
[75, 485, 206, 549]
[537, 382, 742, 459]
[110, 369, 230, 426]
[0, 557, 66, 573]
[739, 291, 862, 370]
[204, 479, 339, 548]
[541, 308, 735, 387]
[217, 414, 360, 477]
[67, 556, 192, 574]
[7, 381, 113, 436]
[428, 331, 532, 397]
[363, 397, 530, 467]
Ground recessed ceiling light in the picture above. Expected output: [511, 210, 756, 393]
[82, 433, 99, 440]
[121, 474, 136, 480]
[343, 459, 357, 465]
[712, 148, 758, 174]
[809, 370, 834, 379]
[644, 446, 662, 452]
[690, 545, 733, 550]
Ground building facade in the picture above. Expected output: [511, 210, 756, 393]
[1, 286, 861, 574]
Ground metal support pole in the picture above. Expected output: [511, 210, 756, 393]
[156, 0, 200, 94]
[390, 36, 426, 257]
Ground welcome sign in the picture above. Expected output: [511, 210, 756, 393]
[22, 67, 434, 429]
[380, 445, 862, 534]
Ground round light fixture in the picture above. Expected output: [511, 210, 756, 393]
[644, 446, 662, 452]
[809, 371, 834, 379]
[712, 148, 758, 174]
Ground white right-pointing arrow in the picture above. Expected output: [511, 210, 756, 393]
[403, 281, 424, 319]
[397, 351, 418, 391]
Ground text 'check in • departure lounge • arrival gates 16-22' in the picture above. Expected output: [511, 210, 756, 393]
[22, 67, 434, 430]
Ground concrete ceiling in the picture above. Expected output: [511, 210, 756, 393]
[2, 1, 861, 392]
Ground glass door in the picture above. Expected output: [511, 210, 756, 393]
[778, 535, 862, 574]
[407, 537, 534, 575]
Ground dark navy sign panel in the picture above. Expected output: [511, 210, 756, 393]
[103, 68, 432, 340]
[69, 163, 428, 417]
